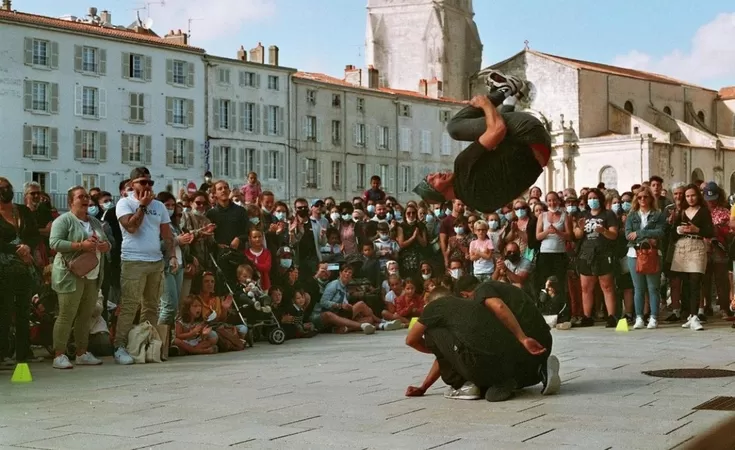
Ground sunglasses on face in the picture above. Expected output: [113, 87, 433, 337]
[29, 192, 41, 197]
[637, 195, 649, 200]
[194, 201, 206, 206]
[135, 179, 154, 187]
[296, 206, 308, 210]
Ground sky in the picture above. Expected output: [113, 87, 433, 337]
[18, 0, 735, 90]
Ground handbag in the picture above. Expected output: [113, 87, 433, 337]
[635, 241, 659, 275]
[66, 251, 99, 277]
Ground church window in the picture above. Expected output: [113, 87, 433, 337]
[663, 106, 672, 116]
[599, 166, 618, 190]
[697, 110, 705, 123]
[624, 101, 634, 114]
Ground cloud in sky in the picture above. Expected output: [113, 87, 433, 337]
[148, 0, 276, 41]
[613, 13, 735, 85]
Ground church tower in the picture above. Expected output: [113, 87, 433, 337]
[365, 0, 483, 100]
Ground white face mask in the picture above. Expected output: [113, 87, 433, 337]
[421, 273, 431, 280]
[450, 269, 462, 280]
[330, 212, 340, 222]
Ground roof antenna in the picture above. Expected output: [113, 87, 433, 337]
[187, 17, 202, 39]
[524, 40, 530, 50]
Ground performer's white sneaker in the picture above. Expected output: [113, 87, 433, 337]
[541, 355, 561, 396]
[444, 382, 481, 400]
[485, 70, 530, 99]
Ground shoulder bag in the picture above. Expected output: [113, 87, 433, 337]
[65, 224, 99, 278]
[635, 241, 659, 275]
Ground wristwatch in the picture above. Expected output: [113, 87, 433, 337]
[138, 205, 147, 212]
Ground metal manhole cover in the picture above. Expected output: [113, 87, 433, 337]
[693, 396, 735, 411]
[642, 369, 735, 378]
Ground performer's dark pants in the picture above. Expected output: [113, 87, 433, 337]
[424, 327, 548, 390]
[446, 90, 551, 149]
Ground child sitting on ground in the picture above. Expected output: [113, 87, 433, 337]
[380, 260, 400, 297]
[279, 289, 317, 339]
[422, 278, 437, 305]
[379, 274, 407, 328]
[394, 279, 424, 324]
[174, 295, 218, 355]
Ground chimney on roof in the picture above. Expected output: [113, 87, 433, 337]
[418, 79, 428, 96]
[344, 65, 362, 87]
[268, 45, 279, 66]
[250, 42, 265, 64]
[237, 45, 248, 62]
[88, 7, 98, 17]
[427, 77, 443, 99]
[367, 65, 379, 89]
[2, 0, 11, 11]
[164, 29, 188, 46]
[99, 10, 111, 24]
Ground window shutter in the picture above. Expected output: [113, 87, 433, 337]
[388, 165, 395, 193]
[99, 175, 107, 192]
[212, 146, 221, 177]
[74, 85, 83, 116]
[187, 139, 195, 168]
[187, 62, 195, 87]
[98, 132, 107, 162]
[74, 130, 83, 160]
[228, 149, 236, 177]
[74, 45, 82, 72]
[50, 41, 59, 68]
[129, 92, 138, 122]
[263, 151, 273, 180]
[213, 99, 220, 129]
[50, 128, 58, 159]
[262, 105, 269, 135]
[166, 59, 173, 84]
[23, 80, 32, 111]
[187, 100, 194, 127]
[121, 133, 129, 163]
[251, 149, 260, 176]
[50, 83, 59, 114]
[398, 166, 404, 193]
[407, 129, 413, 152]
[353, 123, 358, 146]
[229, 102, 237, 131]
[23, 125, 32, 157]
[98, 49, 107, 75]
[75, 174, 83, 187]
[238, 102, 245, 132]
[144, 56, 152, 81]
[144, 135, 152, 164]
[364, 125, 369, 148]
[98, 88, 107, 119]
[301, 116, 308, 139]
[121, 52, 130, 79]
[254, 103, 261, 134]
[165, 138, 174, 166]
[23, 38, 33, 65]
[165, 97, 173, 124]
[316, 159, 323, 189]
[316, 118, 323, 142]
[255, 74, 261, 88]
[277, 151, 285, 181]
[49, 172, 58, 193]
[143, 94, 151, 123]
[277, 107, 285, 136]
[238, 149, 246, 179]
[301, 157, 308, 188]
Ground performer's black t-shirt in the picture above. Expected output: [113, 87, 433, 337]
[452, 140, 543, 214]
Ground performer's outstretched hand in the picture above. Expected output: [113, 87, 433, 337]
[469, 95, 492, 109]
[521, 337, 547, 356]
[405, 386, 426, 397]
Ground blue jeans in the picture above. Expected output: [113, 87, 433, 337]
[159, 268, 184, 325]
[627, 256, 661, 318]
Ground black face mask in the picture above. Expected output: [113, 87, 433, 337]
[506, 252, 520, 262]
[376, 213, 386, 220]
[0, 188, 13, 204]
[296, 208, 308, 218]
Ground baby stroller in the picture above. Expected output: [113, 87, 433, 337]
[208, 253, 286, 345]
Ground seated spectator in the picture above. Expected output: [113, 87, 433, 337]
[493, 242, 533, 291]
[279, 289, 317, 340]
[537, 276, 571, 330]
[395, 279, 424, 323]
[320, 228, 343, 262]
[358, 243, 381, 287]
[173, 295, 218, 355]
[447, 257, 465, 281]
[199, 272, 248, 340]
[243, 229, 272, 290]
[380, 274, 403, 322]
[419, 261, 434, 281]
[423, 278, 437, 305]
[374, 222, 399, 270]
[437, 274, 454, 292]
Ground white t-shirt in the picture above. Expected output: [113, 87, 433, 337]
[385, 290, 397, 304]
[116, 195, 170, 262]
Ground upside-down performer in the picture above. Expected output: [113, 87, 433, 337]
[413, 71, 551, 213]
[405, 279, 560, 402]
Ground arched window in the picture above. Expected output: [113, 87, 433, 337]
[599, 166, 618, 190]
[624, 101, 634, 114]
[691, 168, 704, 184]
[697, 111, 705, 123]
[663, 106, 672, 116]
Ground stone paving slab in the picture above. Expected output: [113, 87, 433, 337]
[2, 322, 735, 449]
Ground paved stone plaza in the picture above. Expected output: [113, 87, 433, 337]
[1, 323, 735, 449]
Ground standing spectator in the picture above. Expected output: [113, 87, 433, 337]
[100, 180, 128, 318]
[113, 167, 177, 365]
[206, 180, 250, 249]
[535, 192, 572, 300]
[157, 193, 194, 326]
[290, 198, 325, 279]
[702, 182, 731, 317]
[439, 199, 465, 268]
[23, 181, 52, 267]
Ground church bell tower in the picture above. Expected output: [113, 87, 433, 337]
[365, 0, 483, 100]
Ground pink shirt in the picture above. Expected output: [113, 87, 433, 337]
[241, 183, 262, 204]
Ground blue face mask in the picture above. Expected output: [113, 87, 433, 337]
[166, 208, 175, 218]
[588, 199, 600, 210]
[566, 205, 578, 214]
[425, 214, 434, 223]
[102, 201, 113, 211]
[488, 220, 499, 230]
[454, 227, 464, 235]
[280, 258, 292, 269]
[515, 209, 527, 219]
[444, 208, 452, 217]
[379, 233, 389, 241]
[611, 203, 621, 213]
[434, 209, 442, 217]
[504, 212, 514, 222]
[249, 217, 260, 225]
[341, 214, 351, 222]
[88, 206, 99, 216]
[367, 205, 375, 214]
[274, 211, 286, 221]
[386, 212, 393, 221]
[394, 212, 402, 221]
[622, 201, 632, 212]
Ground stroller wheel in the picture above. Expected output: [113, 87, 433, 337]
[268, 328, 286, 345]
[246, 329, 255, 348]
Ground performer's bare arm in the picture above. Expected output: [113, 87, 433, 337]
[405, 322, 441, 396]
[405, 321, 431, 354]
[484, 297, 527, 342]
[468, 95, 507, 150]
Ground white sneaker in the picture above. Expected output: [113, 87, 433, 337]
[444, 382, 481, 400]
[381, 320, 404, 331]
[682, 315, 693, 328]
[647, 318, 658, 329]
[75, 352, 102, 366]
[114, 347, 134, 365]
[633, 317, 646, 329]
[541, 355, 561, 396]
[689, 316, 704, 331]
[52, 354, 73, 370]
[361, 323, 376, 335]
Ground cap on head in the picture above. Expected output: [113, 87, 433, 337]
[130, 166, 151, 180]
[311, 199, 324, 208]
[703, 181, 720, 201]
[413, 178, 446, 204]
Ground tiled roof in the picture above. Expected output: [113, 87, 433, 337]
[719, 87, 735, 100]
[0, 9, 205, 52]
[529, 50, 716, 92]
[293, 71, 465, 105]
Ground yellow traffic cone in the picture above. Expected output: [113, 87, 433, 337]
[11, 363, 32, 383]
[615, 318, 629, 332]
[408, 317, 419, 330]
